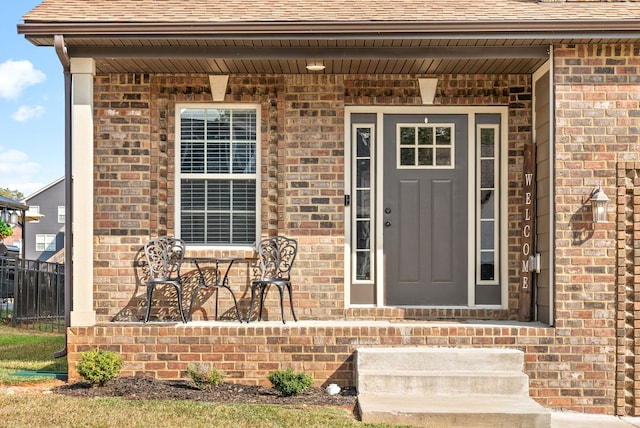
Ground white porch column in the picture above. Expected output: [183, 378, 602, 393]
[69, 58, 96, 326]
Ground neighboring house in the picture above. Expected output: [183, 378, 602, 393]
[23, 177, 65, 262]
[0, 194, 29, 257]
[17, 0, 640, 416]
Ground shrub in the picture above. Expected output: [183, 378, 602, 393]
[0, 220, 13, 240]
[267, 368, 313, 397]
[77, 349, 123, 387]
[186, 363, 225, 391]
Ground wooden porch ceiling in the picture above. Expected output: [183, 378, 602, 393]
[90, 56, 550, 75]
[53, 38, 555, 75]
[83, 47, 550, 75]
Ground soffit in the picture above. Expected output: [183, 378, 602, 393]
[54, 38, 556, 74]
[18, 0, 640, 75]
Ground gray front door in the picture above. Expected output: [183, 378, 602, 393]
[383, 114, 468, 305]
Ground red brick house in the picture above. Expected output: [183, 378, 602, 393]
[17, 0, 640, 416]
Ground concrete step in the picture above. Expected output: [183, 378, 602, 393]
[358, 393, 551, 428]
[355, 347, 551, 427]
[357, 369, 529, 396]
[356, 347, 524, 373]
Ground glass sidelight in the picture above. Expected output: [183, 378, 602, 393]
[477, 125, 499, 284]
[352, 125, 375, 282]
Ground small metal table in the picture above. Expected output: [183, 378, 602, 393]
[187, 257, 243, 322]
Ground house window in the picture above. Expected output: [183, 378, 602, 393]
[35, 234, 56, 252]
[28, 206, 40, 223]
[176, 106, 259, 246]
[476, 125, 499, 284]
[57, 206, 65, 223]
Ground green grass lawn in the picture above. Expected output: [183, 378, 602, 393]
[0, 322, 67, 385]
[0, 395, 406, 428]
[0, 323, 405, 427]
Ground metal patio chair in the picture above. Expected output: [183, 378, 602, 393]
[143, 236, 187, 323]
[246, 236, 298, 324]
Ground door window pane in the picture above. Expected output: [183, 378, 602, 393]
[400, 127, 415, 145]
[357, 128, 371, 157]
[480, 252, 495, 281]
[435, 127, 451, 145]
[400, 148, 416, 166]
[435, 148, 451, 166]
[397, 124, 454, 169]
[356, 159, 370, 188]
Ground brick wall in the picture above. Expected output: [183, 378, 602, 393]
[553, 43, 640, 415]
[67, 323, 573, 408]
[94, 73, 152, 320]
[81, 44, 640, 415]
[92, 72, 531, 323]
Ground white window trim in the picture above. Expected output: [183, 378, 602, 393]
[174, 103, 261, 250]
[395, 122, 456, 170]
[57, 206, 65, 223]
[35, 234, 56, 252]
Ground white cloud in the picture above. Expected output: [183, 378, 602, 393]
[11, 105, 45, 122]
[0, 147, 42, 196]
[0, 60, 46, 100]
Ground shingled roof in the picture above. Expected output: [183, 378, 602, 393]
[20, 0, 640, 23]
[16, 0, 640, 75]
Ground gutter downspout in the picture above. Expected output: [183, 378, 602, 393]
[54, 34, 71, 359]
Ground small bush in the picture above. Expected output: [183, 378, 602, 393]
[267, 368, 313, 397]
[77, 349, 123, 387]
[0, 220, 13, 240]
[186, 363, 225, 391]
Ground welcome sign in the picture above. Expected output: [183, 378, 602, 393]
[518, 143, 536, 322]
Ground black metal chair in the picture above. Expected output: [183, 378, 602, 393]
[143, 236, 187, 323]
[247, 236, 298, 324]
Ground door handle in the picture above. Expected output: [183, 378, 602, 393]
[385, 221, 391, 227]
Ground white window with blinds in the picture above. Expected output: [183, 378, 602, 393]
[176, 104, 260, 247]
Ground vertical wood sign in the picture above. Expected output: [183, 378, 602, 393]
[518, 143, 536, 322]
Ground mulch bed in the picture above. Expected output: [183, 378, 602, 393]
[53, 377, 358, 410]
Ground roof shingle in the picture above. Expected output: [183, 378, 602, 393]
[21, 0, 640, 23]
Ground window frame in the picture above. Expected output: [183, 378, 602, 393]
[175, 103, 261, 250]
[28, 206, 41, 223]
[475, 124, 500, 286]
[395, 122, 456, 170]
[35, 234, 57, 252]
[57, 206, 65, 223]
[351, 123, 376, 284]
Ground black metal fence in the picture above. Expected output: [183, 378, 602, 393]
[0, 256, 65, 333]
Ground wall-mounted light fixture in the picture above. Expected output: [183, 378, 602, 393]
[305, 63, 326, 71]
[208, 75, 229, 101]
[1, 209, 9, 223]
[589, 184, 609, 224]
[418, 77, 438, 104]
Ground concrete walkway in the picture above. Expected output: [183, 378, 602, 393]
[551, 412, 640, 427]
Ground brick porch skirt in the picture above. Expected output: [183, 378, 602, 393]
[66, 320, 613, 414]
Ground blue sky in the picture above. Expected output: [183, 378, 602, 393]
[1, 1, 64, 197]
